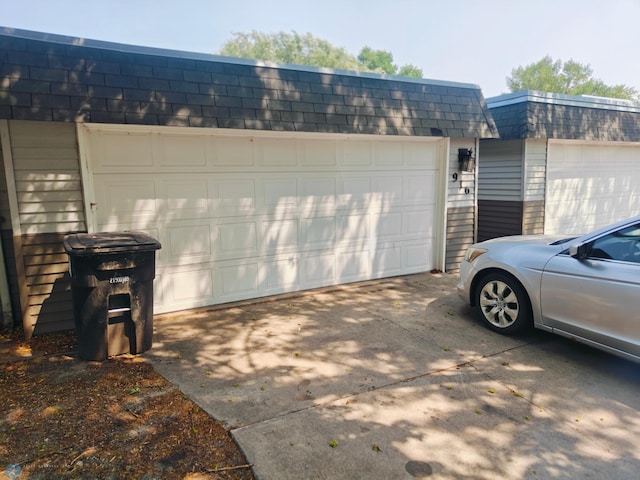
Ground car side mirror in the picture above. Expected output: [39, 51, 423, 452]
[569, 242, 590, 260]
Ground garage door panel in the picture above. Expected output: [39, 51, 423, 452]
[300, 177, 337, 208]
[406, 142, 438, 167]
[372, 246, 402, 276]
[301, 140, 338, 166]
[159, 134, 208, 167]
[256, 137, 297, 167]
[214, 179, 256, 215]
[336, 249, 371, 282]
[376, 211, 403, 239]
[163, 268, 214, 303]
[301, 216, 336, 249]
[86, 126, 443, 314]
[263, 178, 298, 209]
[372, 176, 403, 208]
[546, 141, 640, 234]
[265, 257, 298, 291]
[215, 221, 258, 258]
[261, 219, 299, 254]
[404, 243, 431, 272]
[406, 209, 435, 236]
[376, 142, 404, 166]
[213, 136, 254, 166]
[97, 178, 157, 226]
[98, 131, 154, 168]
[407, 174, 436, 203]
[217, 263, 259, 298]
[339, 176, 371, 208]
[336, 213, 370, 244]
[300, 252, 335, 287]
[167, 224, 212, 262]
[161, 179, 210, 218]
[343, 142, 372, 166]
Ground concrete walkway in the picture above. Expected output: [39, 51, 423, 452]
[145, 273, 640, 480]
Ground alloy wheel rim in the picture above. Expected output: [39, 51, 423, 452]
[479, 280, 519, 328]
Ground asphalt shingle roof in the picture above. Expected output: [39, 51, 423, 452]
[0, 27, 498, 138]
[487, 90, 640, 141]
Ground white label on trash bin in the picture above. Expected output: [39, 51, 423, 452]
[110, 275, 130, 284]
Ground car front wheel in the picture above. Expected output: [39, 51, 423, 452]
[474, 272, 532, 334]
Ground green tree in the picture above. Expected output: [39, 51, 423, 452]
[219, 31, 365, 71]
[219, 32, 424, 78]
[357, 46, 396, 74]
[358, 46, 424, 78]
[507, 56, 637, 101]
[398, 64, 423, 78]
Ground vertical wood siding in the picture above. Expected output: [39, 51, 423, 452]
[8, 120, 84, 335]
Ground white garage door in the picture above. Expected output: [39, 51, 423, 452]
[80, 124, 445, 314]
[546, 140, 640, 234]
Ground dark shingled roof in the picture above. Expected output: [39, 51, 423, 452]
[487, 91, 640, 141]
[0, 27, 498, 138]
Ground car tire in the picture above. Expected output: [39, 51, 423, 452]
[474, 272, 532, 334]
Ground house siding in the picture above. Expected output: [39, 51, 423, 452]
[446, 206, 475, 271]
[477, 139, 523, 201]
[446, 138, 477, 272]
[522, 200, 545, 235]
[10, 121, 86, 234]
[477, 139, 523, 241]
[477, 200, 522, 242]
[523, 139, 547, 202]
[477, 138, 548, 239]
[5, 121, 82, 334]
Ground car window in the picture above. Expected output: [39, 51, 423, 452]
[589, 222, 640, 263]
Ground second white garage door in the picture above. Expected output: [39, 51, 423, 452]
[546, 140, 640, 234]
[80, 124, 446, 314]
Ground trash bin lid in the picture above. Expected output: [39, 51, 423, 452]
[63, 232, 161, 255]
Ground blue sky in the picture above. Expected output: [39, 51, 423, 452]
[3, 0, 639, 98]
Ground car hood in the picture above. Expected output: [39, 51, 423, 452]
[476, 234, 576, 248]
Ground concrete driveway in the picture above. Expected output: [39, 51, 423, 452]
[145, 273, 640, 480]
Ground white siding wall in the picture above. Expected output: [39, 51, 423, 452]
[477, 140, 523, 201]
[9, 121, 85, 234]
[445, 138, 477, 271]
[523, 139, 547, 202]
[447, 138, 478, 208]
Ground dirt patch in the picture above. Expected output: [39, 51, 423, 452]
[0, 329, 254, 480]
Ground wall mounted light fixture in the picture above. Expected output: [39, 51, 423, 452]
[458, 148, 475, 172]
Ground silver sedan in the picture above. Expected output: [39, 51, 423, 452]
[457, 215, 640, 363]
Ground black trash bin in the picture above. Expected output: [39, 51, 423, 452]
[63, 232, 161, 361]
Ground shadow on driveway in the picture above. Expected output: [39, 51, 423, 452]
[146, 273, 640, 480]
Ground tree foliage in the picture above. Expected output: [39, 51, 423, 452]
[357, 46, 396, 74]
[219, 31, 423, 78]
[507, 56, 638, 101]
[357, 46, 423, 78]
[220, 31, 365, 71]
